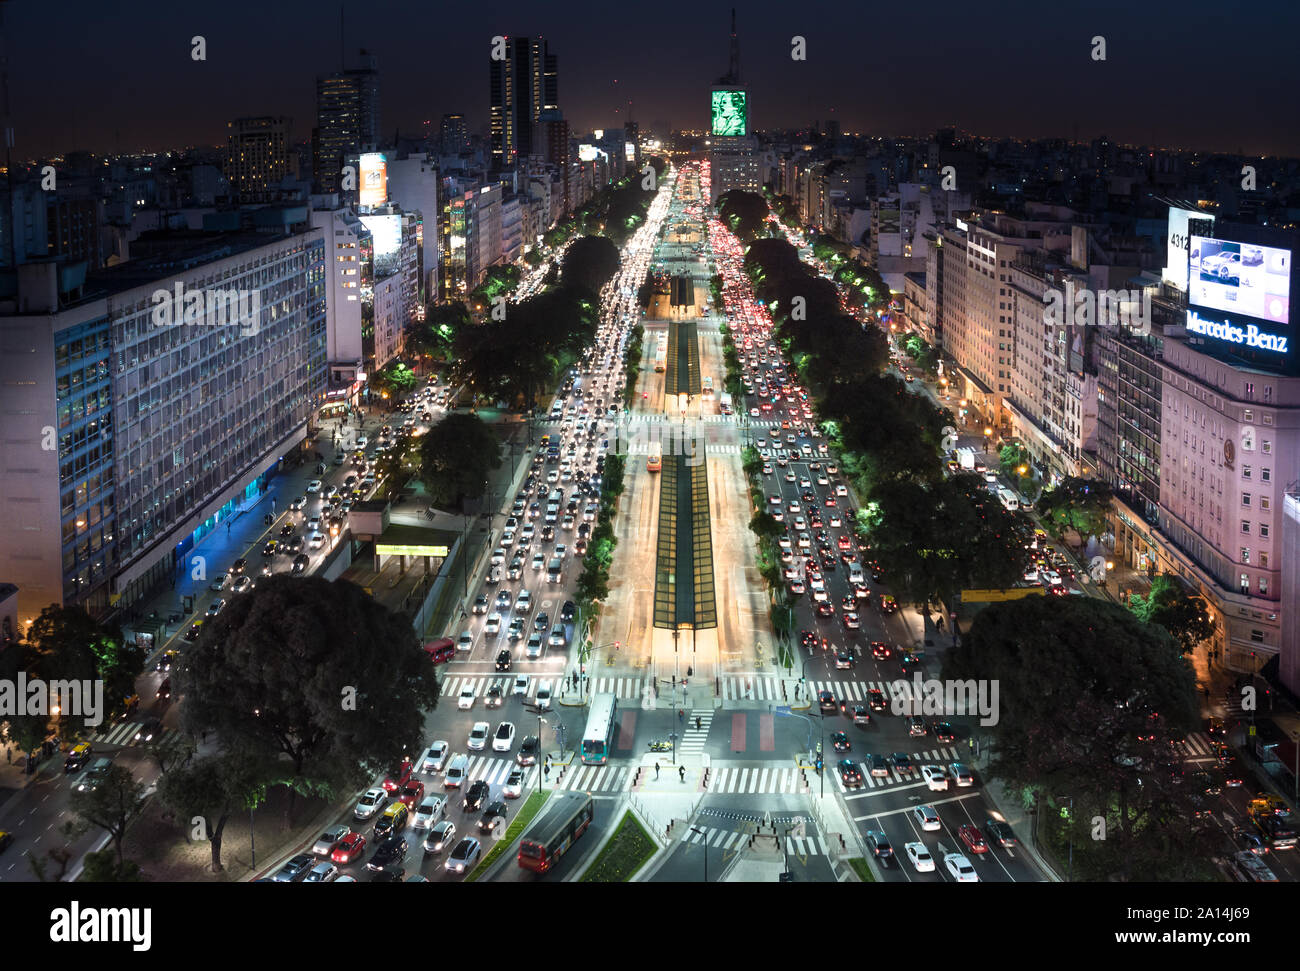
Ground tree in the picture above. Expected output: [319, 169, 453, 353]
[69, 765, 148, 866]
[749, 511, 783, 542]
[998, 442, 1032, 479]
[943, 595, 1207, 880]
[177, 576, 438, 824]
[1128, 574, 1217, 655]
[158, 747, 276, 872]
[561, 236, 621, 297]
[418, 413, 502, 511]
[1037, 477, 1114, 543]
[371, 362, 419, 403]
[717, 190, 770, 242]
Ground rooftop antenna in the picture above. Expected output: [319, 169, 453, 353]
[339, 2, 345, 71]
[728, 8, 739, 84]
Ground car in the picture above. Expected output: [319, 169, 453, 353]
[373, 801, 410, 840]
[494, 648, 513, 671]
[921, 764, 949, 791]
[837, 759, 863, 788]
[302, 861, 340, 883]
[445, 837, 482, 874]
[485, 612, 503, 635]
[183, 621, 204, 642]
[457, 685, 476, 710]
[330, 831, 366, 864]
[507, 618, 526, 641]
[273, 853, 316, 882]
[841, 612, 860, 631]
[155, 649, 180, 672]
[879, 595, 898, 614]
[423, 820, 457, 855]
[397, 781, 425, 809]
[443, 754, 469, 789]
[851, 705, 870, 726]
[831, 731, 851, 753]
[462, 779, 490, 812]
[944, 852, 979, 882]
[512, 674, 530, 696]
[209, 572, 230, 592]
[64, 743, 93, 773]
[493, 721, 516, 752]
[958, 824, 989, 855]
[890, 752, 914, 772]
[473, 594, 490, 614]
[479, 800, 509, 832]
[870, 642, 891, 660]
[818, 690, 837, 713]
[865, 830, 893, 860]
[949, 762, 974, 787]
[867, 754, 890, 778]
[931, 722, 957, 743]
[306, 479, 323, 493]
[413, 795, 447, 830]
[415, 742, 450, 779]
[865, 690, 886, 715]
[984, 818, 1018, 848]
[907, 715, 927, 737]
[517, 735, 540, 766]
[133, 717, 163, 743]
[366, 835, 408, 871]
[534, 611, 550, 633]
[382, 759, 413, 792]
[560, 601, 577, 623]
[352, 787, 388, 820]
[904, 841, 936, 873]
[503, 767, 526, 799]
[468, 721, 490, 751]
[909, 804, 941, 832]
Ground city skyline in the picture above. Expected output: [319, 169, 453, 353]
[9, 0, 1300, 160]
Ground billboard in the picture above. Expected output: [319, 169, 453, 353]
[1189, 235, 1290, 326]
[359, 213, 401, 275]
[359, 152, 388, 208]
[711, 88, 747, 137]
[625, 142, 636, 162]
[1162, 206, 1212, 290]
[578, 144, 602, 162]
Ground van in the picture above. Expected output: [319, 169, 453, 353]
[547, 558, 563, 583]
[424, 638, 455, 664]
[443, 755, 469, 789]
[374, 801, 409, 840]
[535, 680, 553, 710]
[548, 623, 567, 647]
[848, 563, 865, 585]
[997, 487, 1019, 512]
[333, 452, 346, 465]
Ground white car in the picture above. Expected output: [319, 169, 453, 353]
[512, 675, 529, 696]
[306, 479, 323, 493]
[905, 841, 935, 873]
[353, 787, 388, 820]
[490, 547, 507, 565]
[944, 852, 980, 882]
[912, 805, 942, 832]
[209, 572, 229, 592]
[289, 496, 307, 511]
[422, 741, 450, 774]
[413, 795, 446, 830]
[457, 631, 474, 652]
[308, 532, 325, 550]
[468, 721, 490, 751]
[921, 764, 949, 791]
[835, 484, 848, 497]
[493, 721, 516, 752]
[949, 762, 975, 787]
[306, 516, 322, 532]
[485, 613, 503, 635]
[457, 686, 476, 710]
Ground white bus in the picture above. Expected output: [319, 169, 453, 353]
[654, 335, 668, 372]
[581, 692, 619, 764]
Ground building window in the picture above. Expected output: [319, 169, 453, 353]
[1261, 496, 1270, 510]
[1259, 578, 1268, 595]
[1251, 629, 1264, 642]
[1243, 409, 1253, 422]
[1240, 574, 1250, 592]
[1245, 382, 1254, 396]
[1263, 413, 1272, 425]
[1241, 548, 1250, 563]
[1260, 552, 1269, 568]
[1260, 523, 1269, 538]
[1261, 468, 1270, 482]
[1241, 521, 1251, 534]
[1242, 465, 1251, 479]
[1241, 493, 1251, 506]
[1262, 439, 1271, 454]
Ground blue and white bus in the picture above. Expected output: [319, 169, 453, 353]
[580, 692, 618, 764]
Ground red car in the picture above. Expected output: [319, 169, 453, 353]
[870, 642, 891, 660]
[331, 831, 366, 864]
[382, 759, 414, 793]
[958, 824, 989, 855]
[837, 535, 852, 550]
[397, 781, 425, 809]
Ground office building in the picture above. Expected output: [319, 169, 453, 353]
[489, 37, 558, 168]
[313, 52, 382, 194]
[439, 113, 469, 156]
[225, 116, 290, 202]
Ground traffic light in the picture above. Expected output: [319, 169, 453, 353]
[815, 755, 823, 773]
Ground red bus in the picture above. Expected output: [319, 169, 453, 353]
[517, 791, 594, 874]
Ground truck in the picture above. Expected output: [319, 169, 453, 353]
[956, 447, 976, 471]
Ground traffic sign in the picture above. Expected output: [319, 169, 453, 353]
[774, 706, 792, 716]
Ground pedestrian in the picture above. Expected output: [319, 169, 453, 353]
[695, 716, 701, 731]
[654, 761, 660, 780]
[678, 708, 685, 723]
[679, 765, 685, 783]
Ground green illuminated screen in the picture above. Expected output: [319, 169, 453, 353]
[711, 89, 747, 137]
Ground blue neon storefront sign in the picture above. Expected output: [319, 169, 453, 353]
[1186, 309, 1289, 355]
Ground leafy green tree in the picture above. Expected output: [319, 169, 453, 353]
[78, 850, 144, 882]
[943, 595, 1207, 880]
[749, 511, 783, 542]
[1128, 574, 1217, 655]
[561, 236, 621, 296]
[717, 190, 770, 242]
[69, 765, 148, 866]
[418, 413, 502, 511]
[177, 576, 438, 823]
[372, 362, 419, 403]
[158, 747, 276, 872]
[1037, 477, 1113, 543]
[998, 442, 1032, 478]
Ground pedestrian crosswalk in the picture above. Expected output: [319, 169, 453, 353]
[721, 676, 904, 704]
[440, 675, 652, 702]
[623, 442, 744, 456]
[93, 720, 185, 749]
[681, 823, 830, 857]
[426, 754, 631, 794]
[1176, 733, 1223, 758]
[678, 710, 714, 756]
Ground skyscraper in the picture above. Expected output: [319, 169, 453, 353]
[225, 116, 290, 202]
[439, 113, 469, 156]
[313, 51, 381, 194]
[489, 37, 558, 169]
[708, 9, 758, 204]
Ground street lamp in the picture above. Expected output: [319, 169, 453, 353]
[537, 714, 547, 795]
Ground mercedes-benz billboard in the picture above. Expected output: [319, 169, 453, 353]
[1189, 235, 1290, 325]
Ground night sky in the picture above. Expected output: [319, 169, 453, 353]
[12, 0, 1300, 160]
